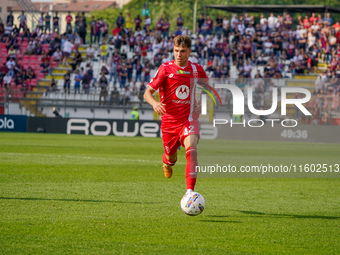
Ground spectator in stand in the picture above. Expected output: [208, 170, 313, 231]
[44, 12, 51, 33]
[126, 13, 133, 30]
[109, 86, 120, 106]
[4, 72, 12, 94]
[74, 12, 81, 32]
[8, 65, 15, 78]
[126, 59, 133, 86]
[86, 44, 95, 62]
[102, 20, 108, 42]
[70, 50, 82, 72]
[138, 82, 146, 106]
[14, 69, 23, 86]
[90, 17, 96, 44]
[0, 19, 4, 36]
[48, 77, 57, 93]
[53, 12, 60, 33]
[116, 13, 125, 29]
[7, 11, 14, 27]
[206, 14, 213, 35]
[6, 57, 16, 70]
[21, 25, 30, 43]
[40, 59, 52, 75]
[52, 47, 63, 63]
[309, 44, 321, 73]
[78, 20, 87, 44]
[37, 13, 44, 34]
[63, 70, 71, 94]
[162, 18, 170, 40]
[1, 22, 12, 42]
[100, 41, 108, 64]
[268, 13, 277, 32]
[143, 62, 150, 82]
[112, 24, 121, 37]
[176, 13, 184, 29]
[144, 15, 151, 33]
[18, 11, 26, 32]
[323, 13, 332, 27]
[74, 70, 82, 94]
[155, 17, 163, 39]
[174, 27, 182, 37]
[134, 15, 142, 31]
[182, 27, 191, 36]
[62, 39, 74, 66]
[8, 45, 16, 58]
[197, 14, 205, 34]
[65, 12, 73, 33]
[27, 67, 36, 79]
[215, 15, 223, 39]
[119, 64, 128, 89]
[82, 70, 91, 94]
[121, 86, 131, 105]
[98, 72, 108, 105]
[109, 61, 118, 86]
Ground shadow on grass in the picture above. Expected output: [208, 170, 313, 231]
[0, 197, 159, 204]
[200, 220, 241, 223]
[239, 210, 339, 220]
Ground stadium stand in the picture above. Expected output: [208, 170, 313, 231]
[0, 7, 339, 124]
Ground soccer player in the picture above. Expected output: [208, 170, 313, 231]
[144, 35, 208, 194]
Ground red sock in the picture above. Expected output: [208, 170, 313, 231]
[163, 153, 177, 166]
[185, 146, 197, 191]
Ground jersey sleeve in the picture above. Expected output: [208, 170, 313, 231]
[148, 64, 166, 91]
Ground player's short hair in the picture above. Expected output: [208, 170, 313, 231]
[174, 35, 191, 49]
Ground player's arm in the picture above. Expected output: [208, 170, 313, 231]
[144, 87, 166, 115]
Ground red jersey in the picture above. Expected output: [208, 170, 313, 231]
[148, 60, 208, 130]
[66, 15, 73, 24]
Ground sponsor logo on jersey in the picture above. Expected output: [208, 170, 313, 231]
[169, 74, 174, 78]
[177, 70, 191, 75]
[175, 85, 189, 100]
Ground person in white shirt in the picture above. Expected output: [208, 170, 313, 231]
[4, 72, 12, 94]
[237, 21, 245, 35]
[245, 24, 255, 37]
[62, 39, 74, 66]
[231, 14, 238, 31]
[6, 59, 16, 70]
[144, 15, 151, 32]
[264, 39, 273, 54]
[244, 61, 252, 78]
[296, 26, 307, 39]
[268, 13, 277, 31]
[52, 48, 63, 63]
[260, 15, 267, 25]
[86, 44, 95, 61]
[182, 27, 191, 36]
[223, 16, 229, 31]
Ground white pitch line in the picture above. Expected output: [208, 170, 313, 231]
[0, 152, 185, 165]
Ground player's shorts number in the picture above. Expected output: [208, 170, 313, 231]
[184, 126, 194, 136]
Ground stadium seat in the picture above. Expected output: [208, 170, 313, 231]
[30, 79, 38, 86]
[37, 73, 44, 79]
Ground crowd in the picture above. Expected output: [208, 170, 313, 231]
[1, 9, 340, 106]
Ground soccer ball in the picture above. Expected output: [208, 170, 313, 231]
[181, 192, 205, 216]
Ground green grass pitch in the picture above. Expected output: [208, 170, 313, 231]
[0, 132, 339, 254]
